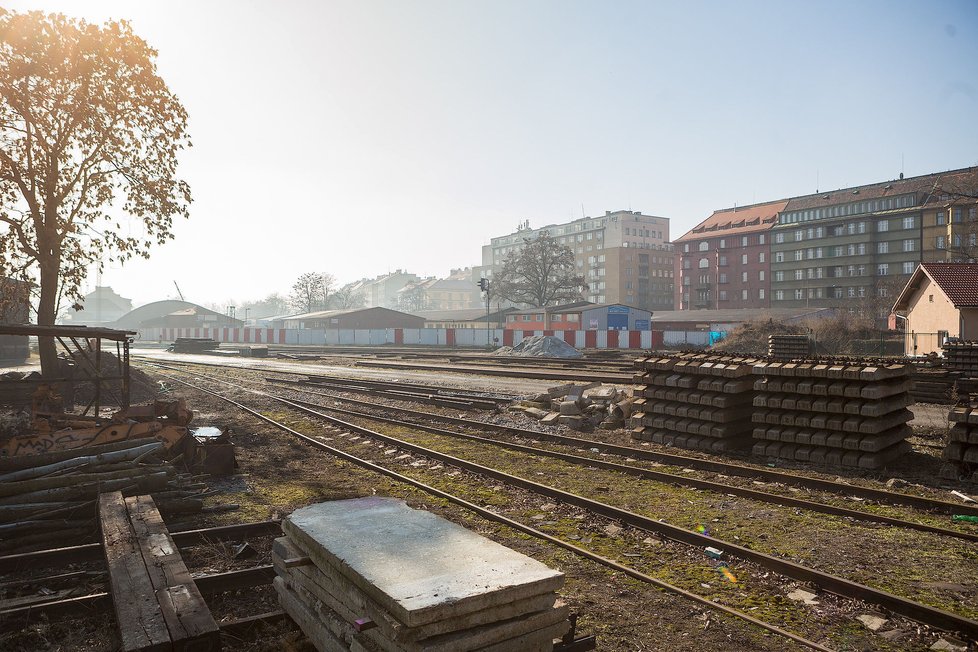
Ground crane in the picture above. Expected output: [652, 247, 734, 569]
[173, 281, 185, 301]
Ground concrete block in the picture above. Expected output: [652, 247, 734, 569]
[558, 401, 581, 416]
[283, 498, 565, 628]
[539, 412, 560, 426]
[558, 415, 584, 429]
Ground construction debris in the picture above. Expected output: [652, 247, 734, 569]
[167, 337, 221, 354]
[273, 497, 570, 651]
[494, 335, 583, 359]
[513, 383, 632, 431]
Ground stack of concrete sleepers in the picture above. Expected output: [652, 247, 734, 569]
[273, 497, 570, 652]
[768, 334, 811, 359]
[944, 398, 978, 472]
[752, 359, 913, 469]
[630, 352, 759, 452]
[944, 341, 978, 375]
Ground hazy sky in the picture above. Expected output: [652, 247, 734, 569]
[6, 0, 978, 308]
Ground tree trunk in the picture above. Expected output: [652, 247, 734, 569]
[36, 256, 60, 378]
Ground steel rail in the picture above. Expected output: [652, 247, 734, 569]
[352, 358, 634, 383]
[0, 520, 282, 573]
[160, 373, 834, 652]
[258, 375, 978, 517]
[249, 393, 978, 639]
[272, 393, 978, 544]
[0, 565, 276, 628]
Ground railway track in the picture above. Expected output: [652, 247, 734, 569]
[148, 363, 978, 646]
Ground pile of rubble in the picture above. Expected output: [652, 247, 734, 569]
[512, 382, 634, 431]
[274, 497, 570, 651]
[629, 352, 760, 452]
[494, 335, 583, 359]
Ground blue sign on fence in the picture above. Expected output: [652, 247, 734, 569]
[608, 306, 630, 314]
[634, 319, 650, 330]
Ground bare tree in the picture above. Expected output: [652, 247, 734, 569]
[395, 283, 427, 312]
[290, 272, 333, 313]
[0, 10, 191, 375]
[494, 232, 586, 322]
[328, 286, 365, 310]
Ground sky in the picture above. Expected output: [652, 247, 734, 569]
[5, 0, 978, 308]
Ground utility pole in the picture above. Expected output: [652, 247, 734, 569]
[479, 278, 491, 349]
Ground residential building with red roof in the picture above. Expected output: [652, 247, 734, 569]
[892, 262, 978, 355]
[673, 200, 786, 310]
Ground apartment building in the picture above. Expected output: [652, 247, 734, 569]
[671, 166, 978, 321]
[674, 200, 785, 310]
[479, 210, 675, 311]
[769, 167, 978, 319]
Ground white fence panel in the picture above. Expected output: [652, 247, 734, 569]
[418, 329, 439, 345]
[403, 329, 422, 345]
[368, 329, 387, 345]
[596, 331, 608, 348]
[641, 330, 652, 349]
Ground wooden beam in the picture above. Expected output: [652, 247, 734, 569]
[98, 491, 170, 652]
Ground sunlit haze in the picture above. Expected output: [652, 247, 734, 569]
[5, 0, 978, 307]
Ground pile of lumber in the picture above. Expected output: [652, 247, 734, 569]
[630, 352, 760, 452]
[0, 437, 212, 555]
[273, 497, 570, 651]
[752, 358, 912, 469]
[169, 338, 220, 354]
[945, 398, 978, 473]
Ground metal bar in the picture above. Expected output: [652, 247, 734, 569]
[0, 520, 281, 572]
[94, 337, 101, 416]
[0, 565, 275, 629]
[218, 610, 290, 636]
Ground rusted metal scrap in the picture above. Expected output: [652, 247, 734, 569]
[2, 397, 194, 459]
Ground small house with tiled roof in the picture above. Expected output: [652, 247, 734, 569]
[892, 262, 978, 355]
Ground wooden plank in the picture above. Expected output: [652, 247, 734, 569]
[125, 495, 220, 651]
[98, 491, 170, 652]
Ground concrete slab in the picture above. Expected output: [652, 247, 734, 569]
[272, 538, 559, 644]
[282, 498, 564, 628]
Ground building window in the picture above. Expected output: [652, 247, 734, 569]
[903, 261, 914, 274]
[759, 234, 766, 245]
[795, 230, 803, 242]
[794, 250, 803, 261]
[719, 273, 728, 283]
[759, 252, 765, 263]
[775, 252, 784, 263]
[719, 239, 726, 248]
[878, 263, 888, 275]
[741, 271, 748, 282]
[858, 287, 866, 298]
[774, 290, 784, 300]
[741, 254, 747, 264]
[741, 236, 748, 247]
[794, 269, 803, 280]
[741, 289, 748, 300]
[719, 290, 727, 300]
[698, 258, 709, 269]
[903, 239, 915, 252]
[937, 211, 947, 225]
[795, 289, 804, 300]
[774, 232, 784, 244]
[684, 243, 690, 252]
[878, 220, 889, 232]
[848, 287, 856, 298]
[775, 271, 784, 281]
[719, 255, 728, 266]
[903, 216, 915, 229]
[759, 288, 765, 299]
[878, 242, 889, 254]
[759, 270, 765, 281]
[698, 241, 709, 251]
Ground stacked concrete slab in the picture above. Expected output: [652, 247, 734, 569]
[751, 359, 913, 469]
[630, 352, 760, 452]
[944, 398, 978, 471]
[768, 334, 810, 360]
[273, 497, 570, 652]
